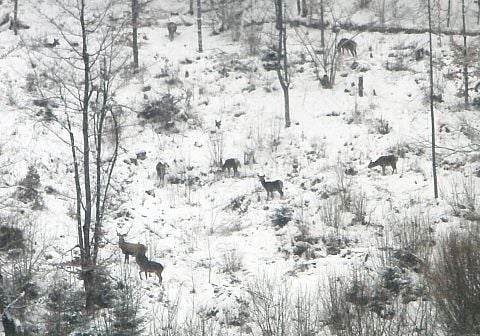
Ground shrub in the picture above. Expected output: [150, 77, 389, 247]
[375, 116, 391, 135]
[44, 279, 85, 335]
[271, 206, 293, 229]
[429, 226, 480, 335]
[138, 93, 184, 129]
[0, 225, 25, 250]
[16, 165, 43, 208]
[111, 275, 144, 336]
[319, 197, 342, 230]
[221, 248, 243, 273]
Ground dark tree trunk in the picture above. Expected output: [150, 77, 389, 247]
[132, 0, 139, 69]
[197, 0, 203, 52]
[12, 0, 18, 35]
[358, 76, 363, 97]
[2, 313, 17, 336]
[301, 0, 307, 17]
[462, 0, 468, 106]
[427, 0, 438, 199]
[320, 0, 324, 49]
[274, 0, 291, 128]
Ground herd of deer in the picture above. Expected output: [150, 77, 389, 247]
[114, 27, 395, 284]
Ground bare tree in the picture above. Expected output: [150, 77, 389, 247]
[197, 0, 203, 52]
[132, 0, 139, 68]
[461, 0, 468, 106]
[29, 0, 128, 309]
[12, 0, 18, 35]
[274, 0, 291, 128]
[427, 0, 438, 199]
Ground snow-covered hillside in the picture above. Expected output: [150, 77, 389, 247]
[0, 0, 480, 335]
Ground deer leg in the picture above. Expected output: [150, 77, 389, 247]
[382, 166, 386, 176]
[139, 271, 143, 280]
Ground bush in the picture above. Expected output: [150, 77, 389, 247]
[375, 116, 391, 135]
[111, 276, 144, 336]
[138, 93, 184, 129]
[16, 165, 43, 208]
[270, 206, 293, 229]
[0, 225, 25, 250]
[221, 248, 243, 273]
[429, 226, 480, 335]
[44, 279, 85, 335]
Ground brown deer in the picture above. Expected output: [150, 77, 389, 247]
[258, 174, 284, 200]
[45, 38, 60, 48]
[167, 22, 177, 41]
[156, 161, 169, 186]
[368, 155, 398, 175]
[135, 251, 164, 284]
[222, 158, 241, 177]
[337, 38, 357, 56]
[117, 232, 147, 264]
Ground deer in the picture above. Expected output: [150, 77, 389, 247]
[135, 251, 164, 284]
[337, 38, 357, 56]
[258, 174, 284, 200]
[222, 158, 241, 177]
[45, 38, 60, 48]
[368, 155, 398, 175]
[156, 161, 169, 186]
[167, 22, 177, 41]
[117, 232, 147, 264]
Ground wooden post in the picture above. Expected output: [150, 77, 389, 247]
[358, 76, 364, 97]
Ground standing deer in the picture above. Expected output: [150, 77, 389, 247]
[258, 174, 284, 200]
[117, 232, 147, 264]
[135, 251, 164, 284]
[167, 22, 177, 41]
[368, 155, 398, 175]
[337, 38, 357, 56]
[156, 161, 169, 186]
[222, 158, 241, 177]
[45, 38, 60, 48]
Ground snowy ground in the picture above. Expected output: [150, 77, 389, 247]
[0, 0, 479, 334]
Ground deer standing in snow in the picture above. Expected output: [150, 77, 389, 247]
[337, 38, 357, 56]
[368, 155, 398, 175]
[167, 22, 177, 41]
[258, 174, 284, 200]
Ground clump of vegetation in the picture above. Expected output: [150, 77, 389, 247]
[270, 206, 293, 229]
[429, 226, 480, 335]
[375, 116, 391, 135]
[0, 225, 25, 250]
[44, 279, 85, 335]
[16, 165, 43, 209]
[138, 93, 185, 129]
[221, 248, 243, 273]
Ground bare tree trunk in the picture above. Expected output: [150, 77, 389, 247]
[358, 76, 363, 97]
[301, 0, 307, 17]
[197, 0, 203, 52]
[320, 0, 324, 49]
[274, 0, 291, 128]
[78, 0, 96, 310]
[189, 0, 194, 15]
[132, 0, 139, 69]
[462, 0, 468, 106]
[427, 0, 438, 199]
[447, 0, 451, 27]
[12, 0, 18, 35]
